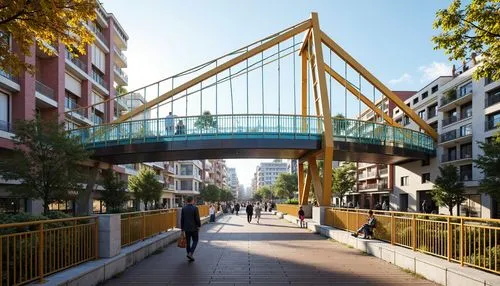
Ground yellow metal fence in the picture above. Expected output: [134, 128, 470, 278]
[197, 205, 209, 218]
[276, 204, 299, 216]
[0, 216, 98, 285]
[326, 208, 500, 275]
[120, 209, 177, 247]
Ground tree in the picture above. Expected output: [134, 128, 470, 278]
[272, 173, 298, 199]
[128, 167, 163, 210]
[431, 165, 466, 215]
[219, 188, 234, 202]
[253, 192, 263, 201]
[256, 186, 273, 201]
[0, 116, 91, 214]
[100, 169, 129, 213]
[115, 86, 128, 95]
[194, 111, 217, 131]
[200, 184, 220, 202]
[0, 1, 97, 74]
[331, 163, 356, 206]
[474, 138, 500, 201]
[432, 0, 500, 81]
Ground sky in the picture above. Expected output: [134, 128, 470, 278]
[101, 0, 456, 187]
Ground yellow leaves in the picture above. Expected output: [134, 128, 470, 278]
[0, 0, 98, 75]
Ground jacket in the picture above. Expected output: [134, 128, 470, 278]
[181, 204, 201, 232]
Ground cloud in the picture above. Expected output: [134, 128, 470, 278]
[388, 73, 413, 85]
[418, 62, 452, 84]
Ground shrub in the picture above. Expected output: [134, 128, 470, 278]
[284, 199, 299, 205]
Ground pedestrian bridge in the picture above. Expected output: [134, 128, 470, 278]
[71, 114, 434, 164]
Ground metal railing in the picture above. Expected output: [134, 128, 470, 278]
[379, 168, 388, 176]
[35, 80, 55, 100]
[440, 129, 457, 143]
[442, 115, 458, 127]
[0, 216, 98, 285]
[358, 183, 378, 190]
[65, 50, 87, 72]
[325, 208, 500, 275]
[277, 204, 299, 216]
[120, 209, 176, 247]
[0, 69, 18, 83]
[69, 115, 435, 155]
[65, 99, 86, 117]
[91, 70, 108, 89]
[113, 65, 128, 82]
[113, 47, 127, 63]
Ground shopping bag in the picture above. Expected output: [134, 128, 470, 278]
[177, 233, 186, 248]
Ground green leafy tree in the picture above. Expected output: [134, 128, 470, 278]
[332, 163, 356, 206]
[0, 0, 97, 74]
[219, 188, 234, 202]
[431, 165, 466, 215]
[194, 111, 217, 130]
[100, 169, 129, 213]
[474, 138, 500, 201]
[200, 184, 220, 202]
[432, 0, 500, 81]
[272, 173, 298, 199]
[257, 186, 273, 201]
[115, 85, 128, 95]
[253, 192, 263, 201]
[128, 167, 163, 210]
[0, 116, 91, 214]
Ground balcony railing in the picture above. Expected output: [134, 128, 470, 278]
[442, 111, 472, 127]
[91, 70, 108, 89]
[0, 120, 13, 133]
[65, 99, 86, 117]
[113, 47, 127, 63]
[90, 25, 108, 46]
[35, 80, 55, 100]
[441, 153, 457, 162]
[427, 110, 437, 120]
[113, 65, 128, 82]
[441, 88, 473, 107]
[65, 50, 87, 72]
[460, 172, 473, 182]
[379, 168, 388, 175]
[485, 91, 500, 108]
[0, 69, 18, 83]
[485, 118, 500, 131]
[358, 183, 378, 190]
[440, 130, 457, 143]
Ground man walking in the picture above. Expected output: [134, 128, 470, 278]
[246, 203, 254, 223]
[181, 196, 201, 261]
[234, 202, 240, 215]
[165, 112, 174, 135]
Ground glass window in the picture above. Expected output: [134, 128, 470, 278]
[400, 176, 409, 186]
[421, 173, 431, 184]
[460, 143, 472, 159]
[413, 98, 419, 105]
[460, 103, 472, 119]
[418, 110, 425, 119]
[0, 92, 9, 131]
[459, 123, 472, 137]
[460, 194, 481, 217]
[459, 164, 473, 181]
[431, 85, 439, 93]
[459, 82, 473, 96]
[422, 91, 428, 99]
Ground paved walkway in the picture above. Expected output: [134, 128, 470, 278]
[105, 213, 436, 285]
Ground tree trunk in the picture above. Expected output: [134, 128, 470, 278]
[449, 206, 453, 215]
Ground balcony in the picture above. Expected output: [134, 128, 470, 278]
[65, 99, 92, 125]
[485, 118, 500, 131]
[442, 111, 472, 127]
[0, 69, 20, 91]
[379, 168, 388, 176]
[485, 91, 500, 108]
[0, 120, 14, 133]
[91, 69, 108, 90]
[64, 50, 88, 79]
[113, 25, 128, 50]
[441, 152, 471, 163]
[35, 80, 57, 108]
[113, 65, 128, 85]
[427, 109, 437, 120]
[89, 24, 108, 47]
[439, 88, 473, 112]
[459, 172, 473, 182]
[113, 47, 127, 67]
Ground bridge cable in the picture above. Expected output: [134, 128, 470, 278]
[261, 41, 265, 129]
[329, 49, 332, 114]
[200, 81, 203, 116]
[278, 42, 281, 135]
[216, 60, 218, 119]
[344, 62, 347, 118]
[293, 35, 297, 133]
[229, 67, 234, 133]
[246, 47, 249, 133]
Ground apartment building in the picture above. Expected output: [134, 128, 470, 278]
[255, 160, 288, 188]
[0, 2, 131, 214]
[170, 160, 203, 206]
[227, 168, 239, 199]
[201, 159, 228, 190]
[391, 76, 452, 213]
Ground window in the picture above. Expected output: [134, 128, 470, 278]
[459, 82, 473, 97]
[421, 173, 431, 184]
[430, 122, 438, 131]
[418, 110, 426, 119]
[413, 97, 419, 105]
[460, 195, 481, 217]
[422, 91, 428, 99]
[460, 103, 472, 119]
[406, 103, 411, 107]
[431, 85, 439, 93]
[403, 115, 410, 126]
[427, 104, 437, 119]
[395, 109, 400, 114]
[91, 44, 105, 72]
[485, 77, 493, 86]
[459, 123, 472, 137]
[486, 87, 500, 107]
[459, 164, 473, 181]
[486, 111, 500, 131]
[399, 194, 408, 212]
[400, 176, 409, 186]
[446, 147, 457, 162]
[460, 143, 472, 159]
[0, 91, 9, 132]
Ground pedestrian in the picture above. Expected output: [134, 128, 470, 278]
[254, 202, 262, 224]
[351, 210, 376, 239]
[264, 202, 268, 212]
[175, 120, 186, 135]
[235, 202, 240, 215]
[246, 203, 254, 223]
[209, 204, 216, 223]
[165, 112, 174, 135]
[181, 196, 201, 261]
[298, 206, 305, 228]
[382, 200, 388, 211]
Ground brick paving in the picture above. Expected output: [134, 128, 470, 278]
[105, 213, 436, 285]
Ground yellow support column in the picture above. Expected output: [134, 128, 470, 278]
[310, 12, 333, 206]
[302, 167, 311, 205]
[298, 162, 305, 204]
[308, 158, 323, 204]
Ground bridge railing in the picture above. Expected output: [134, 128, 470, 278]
[120, 209, 176, 247]
[325, 208, 500, 275]
[0, 216, 98, 285]
[69, 115, 435, 153]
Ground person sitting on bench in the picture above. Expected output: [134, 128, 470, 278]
[351, 210, 376, 239]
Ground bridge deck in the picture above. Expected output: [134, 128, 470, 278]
[105, 213, 436, 285]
